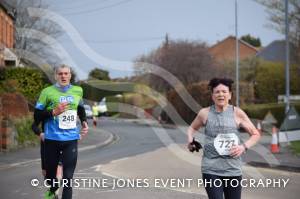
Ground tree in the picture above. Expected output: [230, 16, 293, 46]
[88, 68, 110, 81]
[3, 0, 63, 66]
[255, 0, 300, 55]
[240, 34, 261, 47]
[134, 39, 218, 92]
[255, 61, 300, 103]
[221, 57, 260, 84]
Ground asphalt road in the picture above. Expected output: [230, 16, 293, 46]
[0, 119, 299, 199]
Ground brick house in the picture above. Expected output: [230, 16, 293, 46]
[209, 36, 258, 64]
[0, 2, 18, 68]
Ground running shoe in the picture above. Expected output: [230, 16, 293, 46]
[44, 190, 57, 199]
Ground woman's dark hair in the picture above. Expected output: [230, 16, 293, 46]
[208, 78, 234, 92]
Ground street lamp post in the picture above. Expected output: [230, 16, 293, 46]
[285, 0, 290, 113]
[235, 0, 239, 107]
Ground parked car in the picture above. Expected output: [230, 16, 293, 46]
[83, 104, 93, 119]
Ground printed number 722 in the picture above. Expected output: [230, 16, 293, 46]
[219, 140, 235, 148]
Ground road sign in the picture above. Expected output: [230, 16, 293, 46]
[280, 106, 300, 131]
[279, 106, 300, 142]
[262, 111, 277, 124]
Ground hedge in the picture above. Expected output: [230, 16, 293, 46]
[242, 103, 300, 127]
[80, 80, 135, 102]
[0, 67, 49, 103]
[255, 61, 300, 103]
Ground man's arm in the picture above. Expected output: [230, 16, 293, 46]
[78, 103, 88, 138]
[31, 119, 42, 136]
[77, 104, 87, 124]
[32, 109, 52, 136]
[32, 102, 71, 135]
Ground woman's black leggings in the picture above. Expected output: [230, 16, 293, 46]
[45, 139, 78, 199]
[202, 173, 242, 199]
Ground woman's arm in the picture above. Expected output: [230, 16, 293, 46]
[187, 108, 208, 143]
[230, 107, 261, 157]
[236, 108, 261, 149]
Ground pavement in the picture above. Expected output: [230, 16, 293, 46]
[0, 124, 114, 169]
[127, 118, 300, 173]
[1, 118, 300, 173]
[243, 134, 300, 173]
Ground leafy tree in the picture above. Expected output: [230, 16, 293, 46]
[88, 68, 110, 81]
[240, 34, 261, 47]
[217, 57, 260, 84]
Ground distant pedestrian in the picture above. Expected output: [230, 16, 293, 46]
[92, 102, 99, 127]
[187, 77, 260, 199]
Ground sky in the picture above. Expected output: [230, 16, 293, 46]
[43, 0, 283, 79]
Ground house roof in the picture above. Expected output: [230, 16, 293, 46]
[0, 2, 15, 19]
[256, 40, 297, 63]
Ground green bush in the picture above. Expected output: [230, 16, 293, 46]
[12, 116, 39, 147]
[0, 67, 49, 103]
[80, 80, 134, 101]
[242, 103, 300, 127]
[106, 95, 123, 116]
[220, 59, 300, 103]
[123, 93, 157, 109]
[255, 61, 300, 103]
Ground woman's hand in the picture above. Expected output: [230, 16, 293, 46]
[230, 144, 246, 158]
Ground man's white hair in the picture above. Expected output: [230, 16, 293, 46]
[54, 64, 72, 74]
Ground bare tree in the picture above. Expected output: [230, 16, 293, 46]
[2, 0, 63, 66]
[255, 0, 300, 48]
[134, 38, 218, 92]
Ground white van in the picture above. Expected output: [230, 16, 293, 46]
[98, 97, 108, 116]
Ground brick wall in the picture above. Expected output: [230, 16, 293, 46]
[0, 7, 14, 48]
[209, 36, 258, 64]
[0, 93, 29, 151]
[0, 6, 14, 67]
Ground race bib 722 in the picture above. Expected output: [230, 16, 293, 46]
[214, 133, 239, 156]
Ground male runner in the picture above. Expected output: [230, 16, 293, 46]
[34, 64, 88, 199]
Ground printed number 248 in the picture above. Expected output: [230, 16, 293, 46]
[62, 115, 75, 122]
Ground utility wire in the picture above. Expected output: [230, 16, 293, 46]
[61, 36, 164, 44]
[61, 0, 135, 16]
[52, 0, 113, 11]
